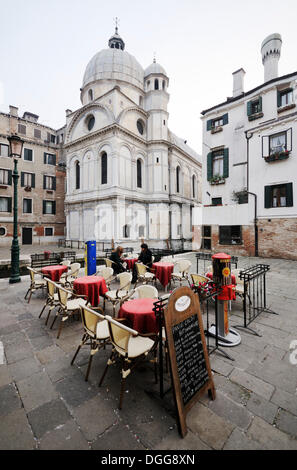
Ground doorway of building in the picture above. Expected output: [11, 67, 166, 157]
[22, 227, 32, 245]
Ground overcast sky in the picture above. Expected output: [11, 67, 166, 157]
[1, 0, 297, 154]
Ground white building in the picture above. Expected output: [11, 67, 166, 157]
[200, 33, 297, 260]
[64, 28, 201, 250]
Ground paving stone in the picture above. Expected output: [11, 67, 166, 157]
[213, 373, 252, 405]
[187, 403, 234, 450]
[0, 365, 12, 388]
[210, 356, 234, 377]
[208, 390, 253, 430]
[246, 393, 278, 424]
[35, 345, 66, 365]
[0, 409, 36, 450]
[154, 429, 211, 450]
[27, 398, 72, 439]
[55, 373, 99, 409]
[230, 369, 275, 400]
[38, 419, 89, 450]
[4, 341, 34, 364]
[17, 371, 58, 412]
[8, 356, 42, 382]
[246, 357, 297, 394]
[29, 334, 54, 351]
[247, 416, 297, 450]
[71, 395, 118, 441]
[223, 428, 265, 450]
[276, 409, 297, 438]
[44, 355, 78, 383]
[91, 423, 146, 450]
[0, 323, 21, 337]
[271, 388, 297, 416]
[0, 383, 22, 416]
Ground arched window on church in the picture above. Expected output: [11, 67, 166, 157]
[176, 166, 180, 193]
[192, 175, 196, 199]
[147, 80, 150, 90]
[75, 161, 80, 190]
[123, 224, 130, 238]
[162, 80, 165, 90]
[154, 79, 159, 90]
[139, 96, 143, 107]
[101, 152, 107, 185]
[88, 89, 93, 102]
[137, 159, 142, 188]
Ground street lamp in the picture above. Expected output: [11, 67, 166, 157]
[7, 134, 24, 284]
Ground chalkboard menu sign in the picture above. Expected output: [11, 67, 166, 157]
[164, 286, 215, 437]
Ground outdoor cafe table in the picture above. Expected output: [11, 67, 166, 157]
[123, 257, 138, 271]
[152, 261, 174, 288]
[73, 275, 108, 307]
[41, 265, 68, 282]
[118, 298, 158, 334]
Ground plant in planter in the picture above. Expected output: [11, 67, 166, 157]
[210, 174, 225, 185]
[265, 149, 290, 162]
[231, 188, 248, 204]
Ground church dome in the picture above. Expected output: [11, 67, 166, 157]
[82, 30, 144, 90]
[144, 61, 167, 78]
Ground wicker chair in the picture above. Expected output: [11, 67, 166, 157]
[134, 263, 155, 288]
[39, 278, 61, 325]
[60, 262, 81, 287]
[104, 272, 133, 315]
[133, 284, 159, 299]
[71, 305, 110, 381]
[99, 315, 158, 409]
[171, 259, 192, 286]
[24, 267, 47, 303]
[50, 284, 87, 339]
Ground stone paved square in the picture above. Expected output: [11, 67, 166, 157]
[0, 252, 297, 451]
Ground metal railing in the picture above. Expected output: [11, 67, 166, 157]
[195, 252, 238, 274]
[234, 264, 278, 336]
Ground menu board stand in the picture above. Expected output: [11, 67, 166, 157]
[164, 286, 216, 437]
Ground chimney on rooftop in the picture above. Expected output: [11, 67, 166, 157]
[261, 33, 282, 83]
[232, 68, 245, 97]
[9, 105, 18, 117]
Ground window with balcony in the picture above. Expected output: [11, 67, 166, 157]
[247, 96, 263, 121]
[207, 113, 228, 132]
[207, 148, 229, 184]
[262, 128, 292, 162]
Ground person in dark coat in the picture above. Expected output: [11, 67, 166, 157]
[132, 243, 153, 283]
[109, 246, 126, 275]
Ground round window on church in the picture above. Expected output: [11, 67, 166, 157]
[86, 115, 95, 131]
[137, 119, 144, 135]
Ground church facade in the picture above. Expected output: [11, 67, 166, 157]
[64, 29, 202, 250]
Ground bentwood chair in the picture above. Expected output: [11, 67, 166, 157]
[25, 267, 47, 303]
[104, 272, 133, 315]
[171, 259, 192, 286]
[50, 284, 87, 339]
[60, 262, 81, 287]
[71, 304, 110, 381]
[133, 284, 159, 299]
[134, 263, 155, 288]
[39, 278, 60, 325]
[100, 267, 115, 289]
[99, 315, 158, 409]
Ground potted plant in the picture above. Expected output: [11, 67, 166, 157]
[210, 174, 225, 185]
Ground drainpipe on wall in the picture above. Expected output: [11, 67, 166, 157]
[244, 131, 258, 257]
[247, 191, 258, 257]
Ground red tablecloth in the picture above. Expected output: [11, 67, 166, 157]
[124, 258, 138, 271]
[206, 272, 237, 284]
[73, 275, 108, 307]
[152, 262, 174, 288]
[41, 265, 68, 282]
[118, 298, 157, 334]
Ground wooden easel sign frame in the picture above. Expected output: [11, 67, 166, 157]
[164, 286, 216, 437]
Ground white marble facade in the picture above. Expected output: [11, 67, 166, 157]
[64, 29, 201, 248]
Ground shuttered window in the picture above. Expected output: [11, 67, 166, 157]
[0, 169, 12, 185]
[264, 183, 293, 208]
[43, 200, 56, 214]
[23, 198, 32, 214]
[24, 148, 33, 161]
[207, 149, 229, 180]
[277, 88, 293, 107]
[262, 128, 292, 158]
[207, 113, 228, 131]
[44, 153, 56, 165]
[21, 172, 35, 188]
[247, 96, 262, 116]
[43, 175, 56, 190]
[0, 197, 12, 212]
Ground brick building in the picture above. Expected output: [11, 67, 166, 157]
[0, 105, 66, 247]
[199, 33, 297, 260]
